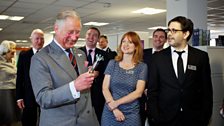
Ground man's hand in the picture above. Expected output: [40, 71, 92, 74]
[74, 72, 94, 91]
[17, 99, 25, 109]
[88, 66, 99, 78]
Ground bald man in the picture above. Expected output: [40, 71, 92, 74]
[16, 29, 45, 126]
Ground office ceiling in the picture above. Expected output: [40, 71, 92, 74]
[0, 0, 223, 46]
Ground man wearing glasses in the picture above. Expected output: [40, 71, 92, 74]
[147, 16, 213, 126]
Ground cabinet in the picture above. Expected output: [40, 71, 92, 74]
[196, 46, 224, 126]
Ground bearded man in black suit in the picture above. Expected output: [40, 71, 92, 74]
[147, 16, 213, 126]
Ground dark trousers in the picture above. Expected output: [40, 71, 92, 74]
[21, 107, 39, 126]
[156, 111, 204, 126]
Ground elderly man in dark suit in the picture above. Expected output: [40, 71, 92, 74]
[16, 29, 44, 126]
[79, 27, 109, 124]
[147, 16, 213, 126]
[142, 28, 167, 126]
[29, 10, 99, 126]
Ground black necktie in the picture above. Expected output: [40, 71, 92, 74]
[87, 49, 93, 66]
[65, 49, 79, 75]
[175, 50, 185, 84]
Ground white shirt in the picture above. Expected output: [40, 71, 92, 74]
[171, 45, 188, 78]
[32, 48, 39, 54]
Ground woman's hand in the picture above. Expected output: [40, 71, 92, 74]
[113, 109, 125, 122]
[107, 100, 119, 111]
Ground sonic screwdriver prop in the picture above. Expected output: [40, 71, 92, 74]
[89, 54, 104, 73]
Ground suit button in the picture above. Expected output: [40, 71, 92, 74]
[87, 110, 90, 114]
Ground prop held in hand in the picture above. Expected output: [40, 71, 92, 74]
[89, 54, 104, 73]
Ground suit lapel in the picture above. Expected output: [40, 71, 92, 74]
[48, 41, 77, 78]
[184, 46, 195, 82]
[72, 48, 87, 75]
[165, 47, 180, 84]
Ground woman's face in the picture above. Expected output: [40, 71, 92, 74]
[121, 37, 135, 54]
[5, 50, 15, 62]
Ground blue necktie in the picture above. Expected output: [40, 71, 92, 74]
[87, 49, 93, 66]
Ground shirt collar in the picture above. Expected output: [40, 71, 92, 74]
[32, 48, 39, 54]
[54, 38, 67, 51]
[171, 45, 188, 54]
[102, 46, 109, 51]
[85, 45, 95, 52]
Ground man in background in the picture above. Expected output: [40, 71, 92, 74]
[141, 28, 167, 126]
[80, 27, 109, 124]
[16, 29, 45, 126]
[98, 35, 117, 59]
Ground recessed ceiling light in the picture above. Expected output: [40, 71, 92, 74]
[84, 22, 109, 26]
[0, 15, 9, 20]
[0, 15, 24, 21]
[21, 40, 28, 43]
[132, 7, 166, 15]
[0, 28, 2, 31]
[210, 30, 223, 33]
[148, 26, 167, 30]
[16, 40, 28, 43]
[9, 16, 24, 21]
[16, 40, 22, 42]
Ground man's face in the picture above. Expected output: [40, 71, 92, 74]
[152, 31, 166, 50]
[98, 37, 108, 49]
[54, 17, 81, 49]
[31, 33, 44, 50]
[85, 29, 99, 48]
[167, 22, 186, 48]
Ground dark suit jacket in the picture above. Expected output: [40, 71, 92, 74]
[143, 48, 153, 81]
[16, 48, 38, 107]
[141, 48, 154, 125]
[105, 47, 117, 60]
[79, 46, 109, 120]
[147, 46, 213, 126]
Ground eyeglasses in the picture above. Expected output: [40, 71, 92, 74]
[166, 28, 183, 34]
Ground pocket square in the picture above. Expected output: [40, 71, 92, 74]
[187, 65, 196, 71]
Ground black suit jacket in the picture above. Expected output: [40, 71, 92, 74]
[105, 47, 117, 60]
[143, 48, 153, 81]
[147, 46, 213, 126]
[79, 46, 109, 120]
[16, 48, 38, 107]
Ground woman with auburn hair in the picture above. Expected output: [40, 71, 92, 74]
[101, 31, 147, 126]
